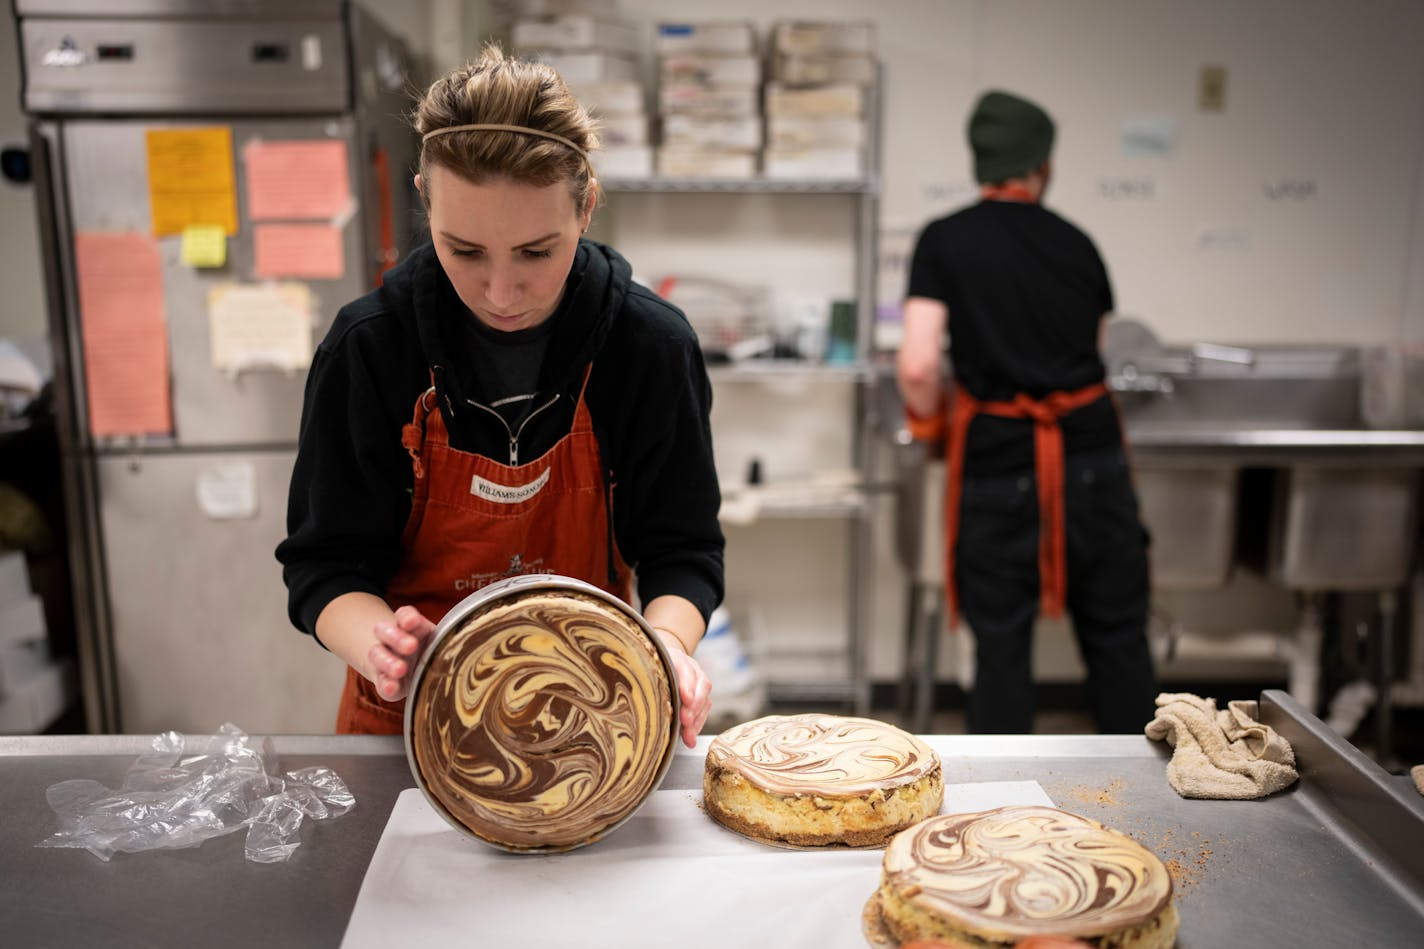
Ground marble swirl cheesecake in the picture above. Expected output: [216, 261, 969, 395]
[703, 713, 943, 847]
[408, 588, 675, 852]
[871, 805, 1178, 948]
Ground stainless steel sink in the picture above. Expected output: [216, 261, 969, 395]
[1111, 344, 1363, 431]
[1135, 461, 1239, 591]
[1269, 467, 1421, 592]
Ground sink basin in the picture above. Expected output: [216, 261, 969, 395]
[1135, 461, 1239, 591]
[1269, 466, 1421, 591]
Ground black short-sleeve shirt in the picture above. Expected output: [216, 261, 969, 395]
[907, 199, 1123, 475]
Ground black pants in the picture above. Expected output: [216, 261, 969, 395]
[955, 447, 1158, 734]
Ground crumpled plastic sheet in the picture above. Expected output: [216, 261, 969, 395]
[37, 722, 355, 863]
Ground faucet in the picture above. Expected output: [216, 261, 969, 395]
[1108, 362, 1175, 395]
[1190, 342, 1256, 369]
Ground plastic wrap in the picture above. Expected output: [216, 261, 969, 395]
[37, 723, 355, 862]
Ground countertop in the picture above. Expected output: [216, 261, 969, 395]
[3, 691, 1422, 948]
[1123, 423, 1424, 465]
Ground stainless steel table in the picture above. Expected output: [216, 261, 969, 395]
[3, 691, 1422, 948]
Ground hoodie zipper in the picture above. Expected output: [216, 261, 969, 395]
[469, 393, 560, 465]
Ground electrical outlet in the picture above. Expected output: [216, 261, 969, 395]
[1199, 66, 1227, 112]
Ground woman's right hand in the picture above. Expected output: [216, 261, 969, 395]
[367, 604, 437, 701]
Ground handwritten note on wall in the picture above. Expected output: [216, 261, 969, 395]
[145, 127, 239, 236]
[73, 232, 173, 437]
[252, 223, 345, 279]
[207, 283, 315, 372]
[243, 139, 352, 221]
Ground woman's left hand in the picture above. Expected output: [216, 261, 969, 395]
[652, 628, 713, 748]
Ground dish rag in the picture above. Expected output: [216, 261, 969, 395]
[1144, 692, 1299, 799]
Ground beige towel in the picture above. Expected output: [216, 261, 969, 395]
[1412, 765, 1424, 796]
[1144, 692, 1299, 799]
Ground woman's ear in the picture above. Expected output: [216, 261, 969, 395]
[414, 174, 429, 209]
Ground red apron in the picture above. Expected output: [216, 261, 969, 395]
[907, 380, 1108, 623]
[335, 371, 632, 734]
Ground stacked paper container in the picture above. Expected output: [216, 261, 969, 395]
[764, 21, 877, 180]
[0, 550, 74, 733]
[656, 22, 761, 178]
[508, 2, 652, 178]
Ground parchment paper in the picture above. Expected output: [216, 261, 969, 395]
[341, 780, 1053, 948]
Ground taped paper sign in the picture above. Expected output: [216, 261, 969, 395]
[207, 283, 315, 372]
[196, 461, 259, 520]
[146, 127, 239, 236]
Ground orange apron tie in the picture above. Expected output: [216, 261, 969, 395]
[922, 380, 1108, 625]
[336, 367, 632, 734]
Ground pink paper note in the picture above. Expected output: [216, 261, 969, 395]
[73, 232, 173, 437]
[243, 139, 351, 221]
[252, 223, 346, 280]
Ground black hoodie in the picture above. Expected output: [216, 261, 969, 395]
[276, 239, 725, 637]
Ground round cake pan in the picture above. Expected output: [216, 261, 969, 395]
[398, 572, 680, 854]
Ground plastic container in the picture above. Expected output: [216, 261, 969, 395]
[404, 574, 680, 853]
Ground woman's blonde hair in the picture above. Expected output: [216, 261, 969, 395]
[413, 43, 600, 210]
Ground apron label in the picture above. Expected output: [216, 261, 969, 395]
[471, 468, 550, 503]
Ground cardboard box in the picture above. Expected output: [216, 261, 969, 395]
[765, 82, 864, 118]
[656, 21, 757, 54]
[659, 83, 760, 117]
[772, 53, 878, 85]
[767, 114, 869, 149]
[0, 656, 75, 734]
[763, 146, 864, 179]
[523, 49, 639, 83]
[657, 146, 758, 178]
[512, 16, 639, 55]
[568, 79, 646, 116]
[502, 0, 619, 19]
[592, 144, 654, 178]
[662, 114, 762, 151]
[772, 20, 877, 56]
[660, 53, 761, 87]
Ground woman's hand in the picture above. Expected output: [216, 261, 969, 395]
[367, 605, 437, 702]
[652, 628, 713, 748]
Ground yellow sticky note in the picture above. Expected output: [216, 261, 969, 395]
[146, 127, 239, 237]
[181, 225, 227, 268]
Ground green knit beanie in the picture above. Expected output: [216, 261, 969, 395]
[967, 90, 1056, 183]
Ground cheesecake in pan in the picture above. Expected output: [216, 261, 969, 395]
[408, 585, 676, 852]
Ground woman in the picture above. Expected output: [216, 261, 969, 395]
[276, 46, 723, 746]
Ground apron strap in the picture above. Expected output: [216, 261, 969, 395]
[941, 380, 1108, 623]
[402, 379, 438, 480]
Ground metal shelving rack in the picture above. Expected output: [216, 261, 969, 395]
[600, 72, 882, 715]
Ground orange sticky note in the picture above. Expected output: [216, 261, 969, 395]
[145, 127, 239, 236]
[252, 223, 345, 280]
[73, 231, 173, 437]
[243, 138, 352, 220]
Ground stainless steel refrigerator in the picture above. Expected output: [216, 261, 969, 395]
[16, 0, 420, 733]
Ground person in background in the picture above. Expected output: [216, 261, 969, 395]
[896, 90, 1157, 734]
[276, 45, 722, 746]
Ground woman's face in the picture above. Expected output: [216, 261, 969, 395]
[420, 164, 592, 333]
